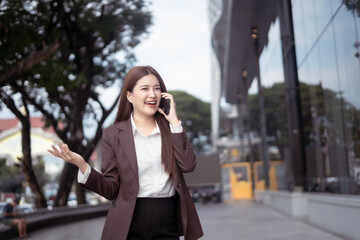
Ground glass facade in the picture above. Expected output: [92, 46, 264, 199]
[254, 0, 360, 194]
[291, 0, 360, 194]
[212, 0, 360, 196]
[248, 19, 290, 190]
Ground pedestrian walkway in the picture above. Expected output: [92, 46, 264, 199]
[196, 201, 345, 240]
[26, 201, 346, 240]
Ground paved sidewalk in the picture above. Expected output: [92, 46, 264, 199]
[26, 201, 346, 240]
[196, 201, 345, 240]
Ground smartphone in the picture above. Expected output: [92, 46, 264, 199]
[160, 98, 170, 115]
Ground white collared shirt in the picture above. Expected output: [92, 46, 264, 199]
[78, 115, 183, 198]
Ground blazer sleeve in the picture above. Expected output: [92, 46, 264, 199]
[171, 129, 196, 173]
[80, 128, 120, 200]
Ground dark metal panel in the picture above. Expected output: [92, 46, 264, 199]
[212, 0, 277, 104]
[224, 0, 257, 103]
[277, 0, 307, 190]
[184, 153, 221, 187]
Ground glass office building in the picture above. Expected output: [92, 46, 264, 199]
[212, 0, 360, 195]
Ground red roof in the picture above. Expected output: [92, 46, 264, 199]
[0, 116, 97, 161]
[0, 116, 57, 133]
[0, 118, 19, 131]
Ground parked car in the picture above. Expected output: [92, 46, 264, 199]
[17, 203, 34, 214]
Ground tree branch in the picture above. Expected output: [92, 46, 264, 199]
[52, 89, 72, 120]
[90, 92, 106, 112]
[0, 42, 60, 86]
[83, 93, 120, 160]
[10, 82, 68, 142]
[0, 91, 26, 122]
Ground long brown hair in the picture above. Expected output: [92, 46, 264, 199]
[114, 66, 176, 175]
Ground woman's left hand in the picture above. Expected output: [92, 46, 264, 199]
[158, 92, 180, 126]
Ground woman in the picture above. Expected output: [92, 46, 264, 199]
[48, 66, 203, 240]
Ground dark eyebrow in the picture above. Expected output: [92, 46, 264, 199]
[139, 84, 161, 88]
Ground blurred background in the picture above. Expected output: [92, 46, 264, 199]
[0, 0, 360, 239]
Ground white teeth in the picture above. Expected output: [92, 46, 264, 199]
[146, 102, 156, 105]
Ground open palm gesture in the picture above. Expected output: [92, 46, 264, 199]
[48, 143, 87, 173]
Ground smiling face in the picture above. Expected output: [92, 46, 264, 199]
[127, 74, 161, 119]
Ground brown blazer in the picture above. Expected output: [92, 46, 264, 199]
[81, 119, 203, 240]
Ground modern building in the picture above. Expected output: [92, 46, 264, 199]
[210, 0, 360, 195]
[210, 1, 360, 237]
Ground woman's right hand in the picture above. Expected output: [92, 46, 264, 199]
[47, 143, 88, 173]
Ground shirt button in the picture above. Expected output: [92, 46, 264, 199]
[177, 183, 182, 188]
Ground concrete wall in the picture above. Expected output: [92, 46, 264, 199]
[255, 190, 360, 240]
[255, 190, 308, 217]
[308, 194, 360, 240]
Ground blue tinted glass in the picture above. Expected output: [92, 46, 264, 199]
[259, 18, 284, 87]
[300, 0, 318, 64]
[314, 0, 333, 37]
[292, 0, 307, 65]
[332, 5, 360, 109]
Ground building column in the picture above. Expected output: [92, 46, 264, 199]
[251, 27, 270, 190]
[277, 0, 307, 190]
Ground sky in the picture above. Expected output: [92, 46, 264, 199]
[0, 0, 212, 119]
[133, 0, 211, 102]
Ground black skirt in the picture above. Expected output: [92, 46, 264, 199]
[127, 196, 179, 240]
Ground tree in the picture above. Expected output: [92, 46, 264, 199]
[345, 0, 360, 18]
[0, 156, 48, 203]
[0, 92, 48, 208]
[168, 90, 211, 152]
[247, 83, 288, 160]
[0, 158, 24, 193]
[247, 82, 360, 160]
[0, 0, 152, 206]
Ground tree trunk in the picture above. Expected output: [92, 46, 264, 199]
[54, 137, 87, 206]
[76, 183, 86, 205]
[54, 160, 87, 206]
[0, 92, 48, 209]
[21, 114, 47, 209]
[21, 161, 48, 208]
[54, 162, 77, 206]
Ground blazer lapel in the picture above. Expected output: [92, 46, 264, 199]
[116, 119, 139, 181]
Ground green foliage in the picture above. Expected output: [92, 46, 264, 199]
[246, 83, 290, 140]
[0, 0, 152, 131]
[247, 82, 360, 158]
[168, 90, 211, 152]
[345, 0, 360, 17]
[33, 157, 51, 189]
[248, 83, 288, 158]
[0, 0, 153, 205]
[0, 157, 49, 193]
[0, 159, 24, 193]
